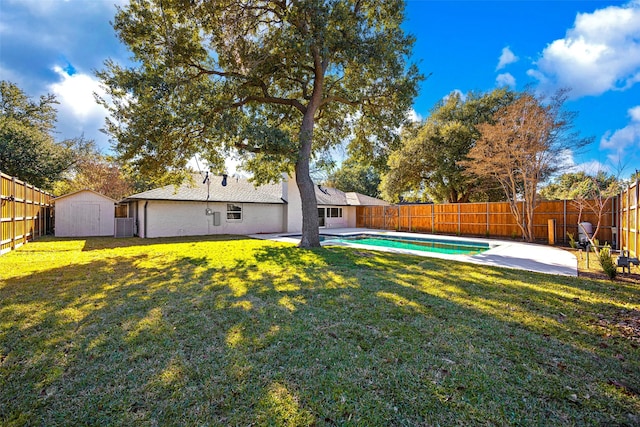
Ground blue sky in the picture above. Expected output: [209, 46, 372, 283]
[1, 0, 639, 178]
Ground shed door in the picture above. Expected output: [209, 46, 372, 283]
[74, 204, 100, 236]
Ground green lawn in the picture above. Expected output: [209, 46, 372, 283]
[1, 236, 638, 426]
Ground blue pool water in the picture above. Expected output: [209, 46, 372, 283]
[290, 233, 491, 255]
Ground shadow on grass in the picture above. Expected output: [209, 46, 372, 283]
[1, 238, 638, 426]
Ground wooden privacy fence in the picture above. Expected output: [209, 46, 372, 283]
[620, 181, 639, 257]
[357, 199, 617, 246]
[1, 171, 53, 255]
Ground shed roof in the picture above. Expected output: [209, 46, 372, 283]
[54, 189, 118, 203]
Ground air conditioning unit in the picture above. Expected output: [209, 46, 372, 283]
[115, 218, 134, 238]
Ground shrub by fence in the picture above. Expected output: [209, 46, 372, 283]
[357, 199, 617, 246]
[1, 171, 53, 254]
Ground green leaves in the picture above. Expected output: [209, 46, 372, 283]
[381, 88, 514, 203]
[99, 0, 420, 180]
[325, 157, 382, 198]
[0, 81, 85, 189]
[540, 171, 620, 201]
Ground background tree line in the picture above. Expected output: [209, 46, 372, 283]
[0, 80, 136, 200]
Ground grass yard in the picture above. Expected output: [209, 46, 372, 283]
[1, 235, 639, 426]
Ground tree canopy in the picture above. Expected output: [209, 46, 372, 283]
[462, 90, 591, 242]
[98, 0, 420, 247]
[324, 157, 382, 198]
[0, 81, 85, 190]
[381, 88, 514, 203]
[539, 171, 619, 201]
[53, 150, 135, 200]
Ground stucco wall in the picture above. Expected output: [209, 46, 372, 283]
[323, 206, 357, 229]
[55, 191, 115, 237]
[284, 176, 303, 233]
[284, 176, 357, 232]
[141, 201, 284, 238]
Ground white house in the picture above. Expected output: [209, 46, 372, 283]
[120, 174, 388, 238]
[54, 189, 117, 237]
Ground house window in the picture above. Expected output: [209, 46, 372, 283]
[227, 203, 242, 221]
[328, 207, 342, 218]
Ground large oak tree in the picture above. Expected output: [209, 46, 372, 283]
[98, 0, 420, 247]
[381, 89, 514, 203]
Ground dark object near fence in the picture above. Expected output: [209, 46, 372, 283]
[617, 250, 640, 274]
[578, 222, 593, 249]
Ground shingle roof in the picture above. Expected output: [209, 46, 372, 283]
[123, 175, 284, 204]
[344, 191, 390, 206]
[315, 185, 390, 206]
[122, 175, 390, 206]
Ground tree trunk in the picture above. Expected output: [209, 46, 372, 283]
[526, 202, 535, 242]
[296, 111, 320, 248]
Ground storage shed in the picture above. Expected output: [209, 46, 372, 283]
[54, 189, 116, 237]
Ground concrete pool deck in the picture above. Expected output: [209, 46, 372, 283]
[252, 228, 578, 277]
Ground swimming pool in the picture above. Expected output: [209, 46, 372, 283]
[328, 234, 490, 255]
[290, 233, 491, 255]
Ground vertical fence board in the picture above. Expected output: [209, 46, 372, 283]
[1, 171, 53, 255]
[620, 181, 639, 257]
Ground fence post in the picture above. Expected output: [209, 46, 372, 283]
[633, 180, 640, 256]
[457, 203, 461, 235]
[563, 199, 567, 244]
[486, 202, 489, 236]
[627, 184, 631, 253]
[24, 184, 28, 242]
[431, 204, 435, 234]
[11, 177, 16, 251]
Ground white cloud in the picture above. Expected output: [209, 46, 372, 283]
[552, 149, 611, 177]
[600, 105, 640, 150]
[573, 160, 611, 174]
[406, 108, 423, 123]
[496, 46, 519, 70]
[496, 72, 516, 88]
[443, 89, 466, 103]
[600, 105, 640, 169]
[49, 66, 107, 121]
[528, 1, 640, 98]
[46, 66, 111, 150]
